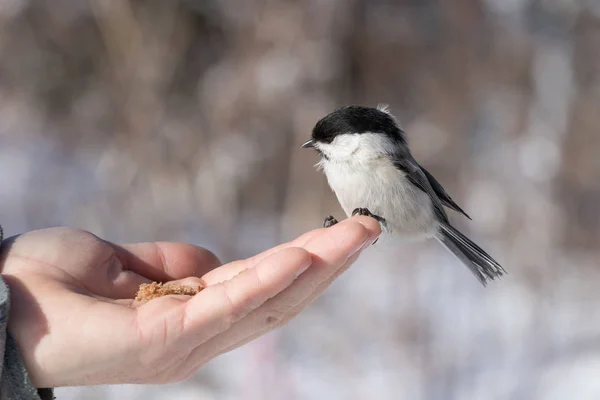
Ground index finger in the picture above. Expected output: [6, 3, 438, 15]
[178, 216, 380, 356]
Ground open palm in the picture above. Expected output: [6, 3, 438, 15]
[0, 217, 380, 388]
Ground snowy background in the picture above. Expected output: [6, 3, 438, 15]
[1, 0, 600, 399]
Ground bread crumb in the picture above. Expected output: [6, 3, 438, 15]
[135, 282, 204, 302]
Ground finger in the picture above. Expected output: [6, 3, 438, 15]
[276, 217, 379, 310]
[212, 252, 363, 358]
[296, 252, 362, 307]
[182, 216, 380, 368]
[201, 229, 321, 284]
[177, 247, 313, 347]
[112, 242, 221, 283]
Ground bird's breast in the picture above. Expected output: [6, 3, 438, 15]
[322, 158, 437, 238]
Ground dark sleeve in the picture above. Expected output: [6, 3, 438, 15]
[0, 226, 55, 400]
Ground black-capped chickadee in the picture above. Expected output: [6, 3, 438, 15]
[302, 105, 505, 286]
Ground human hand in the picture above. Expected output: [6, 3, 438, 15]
[0, 216, 380, 387]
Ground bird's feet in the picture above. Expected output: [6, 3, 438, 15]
[351, 208, 385, 224]
[323, 215, 339, 228]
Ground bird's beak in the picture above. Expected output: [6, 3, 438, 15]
[301, 139, 314, 149]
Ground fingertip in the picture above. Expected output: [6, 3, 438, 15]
[161, 243, 221, 271]
[349, 215, 382, 239]
[305, 219, 371, 257]
[191, 247, 222, 271]
[338, 219, 371, 243]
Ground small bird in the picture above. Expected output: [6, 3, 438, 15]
[302, 105, 505, 286]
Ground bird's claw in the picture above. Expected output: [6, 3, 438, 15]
[351, 208, 385, 223]
[323, 215, 339, 228]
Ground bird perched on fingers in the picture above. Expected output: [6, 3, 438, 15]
[302, 104, 505, 286]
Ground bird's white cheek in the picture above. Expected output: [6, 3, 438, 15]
[316, 143, 357, 160]
[316, 133, 396, 163]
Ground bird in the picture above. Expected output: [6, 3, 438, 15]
[301, 104, 505, 286]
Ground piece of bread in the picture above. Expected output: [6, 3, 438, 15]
[135, 282, 204, 302]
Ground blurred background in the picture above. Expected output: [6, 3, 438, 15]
[1, 0, 600, 399]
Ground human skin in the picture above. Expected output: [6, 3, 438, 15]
[0, 216, 380, 388]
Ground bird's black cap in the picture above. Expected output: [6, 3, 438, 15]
[310, 105, 406, 145]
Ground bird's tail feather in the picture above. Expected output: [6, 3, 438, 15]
[436, 223, 506, 286]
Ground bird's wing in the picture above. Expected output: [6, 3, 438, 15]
[392, 154, 449, 224]
[418, 165, 471, 220]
